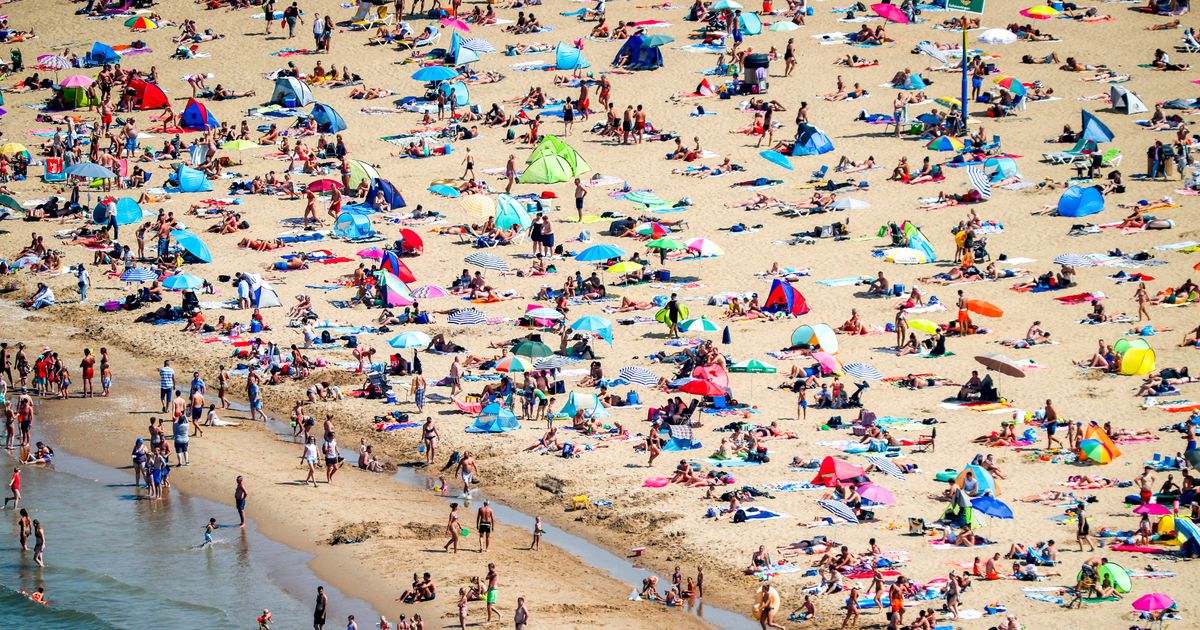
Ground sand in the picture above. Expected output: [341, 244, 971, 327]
[4, 0, 1200, 627]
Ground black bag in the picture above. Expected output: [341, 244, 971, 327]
[732, 509, 747, 523]
[321, 330, 333, 344]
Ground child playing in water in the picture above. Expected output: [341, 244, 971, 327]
[203, 517, 216, 548]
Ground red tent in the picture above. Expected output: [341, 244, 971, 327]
[763, 279, 810, 316]
[811, 456, 865, 487]
[127, 79, 169, 110]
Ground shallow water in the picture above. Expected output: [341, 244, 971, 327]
[0, 440, 375, 629]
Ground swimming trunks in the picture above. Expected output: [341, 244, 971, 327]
[486, 588, 498, 604]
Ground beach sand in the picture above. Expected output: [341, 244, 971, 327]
[4, 0, 1200, 627]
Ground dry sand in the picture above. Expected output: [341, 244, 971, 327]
[5, 0, 1200, 627]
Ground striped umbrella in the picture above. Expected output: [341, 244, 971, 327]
[448, 308, 487, 325]
[680, 317, 720, 333]
[619, 366, 659, 387]
[411, 284, 450, 299]
[388, 331, 432, 349]
[535, 355, 579, 370]
[624, 191, 664, 206]
[685, 238, 724, 257]
[459, 194, 496, 219]
[120, 268, 158, 283]
[966, 166, 992, 199]
[36, 55, 71, 70]
[864, 456, 906, 480]
[462, 38, 497, 53]
[817, 499, 859, 524]
[1052, 253, 1094, 267]
[465, 253, 509, 271]
[495, 355, 534, 373]
[636, 222, 671, 238]
[842, 363, 883, 381]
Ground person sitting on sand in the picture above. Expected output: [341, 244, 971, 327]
[839, 309, 868, 335]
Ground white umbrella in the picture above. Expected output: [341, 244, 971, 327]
[619, 366, 659, 387]
[830, 198, 870, 211]
[465, 253, 509, 271]
[978, 28, 1018, 45]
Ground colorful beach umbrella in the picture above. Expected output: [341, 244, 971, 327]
[993, 76, 1027, 96]
[389, 331, 432, 349]
[125, 16, 159, 29]
[512, 340, 553, 358]
[871, 3, 910, 23]
[935, 96, 962, 109]
[440, 17, 471, 33]
[908, 319, 939, 335]
[357, 247, 384, 259]
[36, 55, 71, 70]
[859, 483, 896, 506]
[966, 299, 1004, 318]
[0, 143, 29, 159]
[624, 191, 665, 207]
[636, 222, 671, 238]
[222, 139, 260, 152]
[710, 0, 743, 9]
[1133, 504, 1171, 516]
[679, 378, 726, 397]
[730, 359, 777, 374]
[459, 194, 496, 219]
[526, 307, 565, 321]
[120, 268, 157, 283]
[1080, 439, 1114, 464]
[0, 195, 21, 213]
[646, 237, 686, 251]
[495, 355, 534, 373]
[162, 273, 204, 291]
[306, 179, 343, 193]
[606, 261, 643, 274]
[399, 228, 424, 253]
[448, 308, 487, 325]
[680, 317, 721, 333]
[926, 135, 965, 152]
[685, 237, 724, 257]
[1019, 5, 1059, 19]
[758, 150, 794, 171]
[410, 284, 449, 299]
[570, 315, 614, 345]
[812, 350, 842, 374]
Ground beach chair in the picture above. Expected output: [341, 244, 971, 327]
[416, 26, 441, 48]
[981, 134, 1001, 152]
[809, 165, 829, 181]
[347, 2, 373, 28]
[913, 427, 936, 452]
[1177, 31, 1200, 53]
[1099, 147, 1122, 168]
[1042, 139, 1096, 164]
[851, 410, 877, 436]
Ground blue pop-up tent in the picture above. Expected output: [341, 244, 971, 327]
[739, 12, 763, 35]
[558, 392, 611, 419]
[310, 103, 347, 133]
[466, 403, 522, 433]
[555, 43, 590, 70]
[792, 125, 835, 156]
[170, 165, 213, 193]
[367, 178, 406, 210]
[1081, 110, 1114, 143]
[271, 76, 314, 106]
[437, 81, 470, 107]
[181, 99, 219, 131]
[87, 42, 120, 66]
[612, 34, 665, 70]
[1057, 185, 1105, 217]
[335, 213, 375, 240]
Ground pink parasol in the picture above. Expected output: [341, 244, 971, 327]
[411, 284, 450, 299]
[357, 247, 384, 259]
[1131, 593, 1174, 612]
[306, 179, 343, 193]
[871, 3, 910, 23]
[60, 75, 94, 88]
[857, 483, 895, 505]
[439, 17, 471, 33]
[1133, 503, 1171, 516]
[812, 350, 841, 374]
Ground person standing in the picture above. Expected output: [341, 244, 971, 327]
[484, 562, 499, 623]
[514, 596, 529, 630]
[477, 500, 495, 553]
[3, 468, 19, 509]
[573, 178, 587, 222]
[956, 290, 971, 335]
[1044, 400, 1062, 449]
[32, 519, 44, 567]
[313, 585, 328, 630]
[159, 359, 175, 412]
[444, 502, 462, 554]
[76, 264, 89, 303]
[234, 475, 248, 528]
[422, 416, 438, 466]
[666, 293, 681, 339]
[263, 0, 276, 35]
[449, 356, 462, 396]
[1135, 282, 1151, 322]
[247, 370, 265, 422]
[79, 348, 95, 397]
[173, 414, 190, 466]
[17, 508, 30, 551]
[323, 431, 340, 484]
[504, 154, 516, 194]
[1075, 502, 1096, 552]
[190, 386, 205, 438]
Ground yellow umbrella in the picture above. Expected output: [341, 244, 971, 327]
[459, 194, 496, 219]
[908, 319, 939, 335]
[606, 261, 643, 274]
[0, 143, 29, 158]
[935, 97, 962, 109]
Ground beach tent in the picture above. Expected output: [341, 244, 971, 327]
[346, 160, 381, 191]
[367, 178, 406, 210]
[889, 221, 936, 263]
[791, 324, 838, 353]
[335, 212, 375, 240]
[983, 157, 1021, 183]
[494, 194, 533, 231]
[555, 42, 590, 70]
[792, 125, 835, 156]
[244, 273, 282, 308]
[763, 279, 810, 316]
[1081, 110, 1115, 143]
[465, 403, 522, 433]
[128, 79, 169, 111]
[93, 197, 143, 226]
[271, 76, 314, 107]
[59, 86, 95, 109]
[1057, 185, 1105, 218]
[1114, 338, 1156, 376]
[375, 269, 414, 306]
[612, 34, 666, 70]
[901, 74, 927, 90]
[519, 155, 574, 184]
[454, 45, 480, 67]
[438, 81, 470, 107]
[738, 12, 763, 35]
[812, 456, 865, 487]
[1109, 86, 1148, 115]
[956, 464, 999, 497]
[171, 165, 213, 192]
[558, 392, 611, 419]
[87, 42, 120, 66]
[526, 135, 590, 177]
[662, 424, 702, 451]
[310, 103, 348, 133]
[180, 99, 219, 131]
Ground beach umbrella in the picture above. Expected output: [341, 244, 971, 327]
[730, 359, 777, 374]
[222, 139, 260, 152]
[619, 366, 660, 387]
[170, 230, 213, 263]
[459, 194, 496, 219]
[0, 143, 29, 160]
[871, 3, 910, 23]
[495, 355, 534, 373]
[462, 38, 497, 53]
[966, 299, 1004, 318]
[971, 495, 1014, 519]
[36, 55, 71, 70]
[465, 252, 509, 271]
[812, 350, 842, 374]
[758, 150, 794, 171]
[307, 178, 343, 193]
[842, 363, 883, 381]
[636, 222, 672, 238]
[974, 354, 1025, 378]
[1053, 253, 1094, 267]
[448, 308, 487, 326]
[0, 194, 22, 213]
[685, 237, 724, 257]
[512, 340, 553, 358]
[1133, 503, 1171, 516]
[768, 21, 801, 32]
[908, 318, 939, 335]
[829, 198, 870, 211]
[357, 247, 384, 259]
[1080, 439, 1113, 464]
[926, 136, 965, 152]
[680, 317, 721, 333]
[162, 273, 204, 290]
[679, 378, 726, 397]
[575, 244, 626, 262]
[859, 483, 896, 506]
[64, 161, 116, 180]
[994, 76, 1027, 97]
[1019, 5, 1059, 19]
[389, 331, 432, 349]
[411, 65, 460, 83]
[641, 34, 676, 47]
[535, 355, 579, 370]
[935, 96, 962, 109]
[125, 16, 159, 29]
[1131, 593, 1174, 613]
[865, 456, 906, 480]
[526, 307, 565, 321]
[606, 261, 643, 275]
[710, 0, 743, 8]
[646, 237, 686, 251]
[571, 315, 614, 345]
[410, 284, 449, 299]
[978, 28, 1018, 45]
[120, 267, 158, 283]
[817, 499, 859, 524]
[399, 228, 424, 254]
[440, 17, 471, 33]
[60, 75, 94, 88]
[0, 108, 7, 117]
[428, 183, 461, 198]
[915, 113, 942, 126]
[624, 191, 665, 207]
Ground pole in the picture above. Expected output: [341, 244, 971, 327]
[961, 17, 969, 128]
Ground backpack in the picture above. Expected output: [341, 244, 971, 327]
[732, 509, 747, 523]
[321, 330, 333, 344]
[562, 443, 576, 458]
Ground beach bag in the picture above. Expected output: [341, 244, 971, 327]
[321, 330, 333, 344]
[732, 509, 747, 523]
[562, 443, 576, 458]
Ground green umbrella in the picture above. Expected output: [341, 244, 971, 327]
[646, 237, 686, 251]
[680, 317, 720, 333]
[730, 359, 777, 374]
[0, 194, 20, 213]
[641, 34, 676, 47]
[512, 340, 553, 358]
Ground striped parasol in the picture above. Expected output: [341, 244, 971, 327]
[448, 308, 487, 326]
[842, 363, 883, 381]
[410, 284, 450, 299]
[619, 366, 659, 387]
[966, 165, 992, 199]
[624, 191, 665, 206]
[535, 355, 579, 370]
[458, 194, 496, 219]
[864, 456, 906, 480]
[120, 268, 158, 283]
[1052, 253, 1094, 267]
[465, 253, 509, 271]
[462, 38, 497, 53]
[36, 55, 71, 70]
[817, 499, 859, 524]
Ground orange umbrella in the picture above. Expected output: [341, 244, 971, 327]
[966, 299, 1003, 318]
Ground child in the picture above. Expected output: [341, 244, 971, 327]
[203, 517, 217, 548]
[530, 516, 544, 550]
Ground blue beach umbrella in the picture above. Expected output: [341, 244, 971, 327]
[570, 315, 614, 345]
[120, 267, 158, 283]
[65, 161, 117, 179]
[411, 66, 460, 83]
[759, 150, 794, 171]
[389, 331, 432, 349]
[162, 273, 203, 290]
[970, 495, 1014, 519]
[428, 184, 461, 198]
[575, 244, 626, 262]
[170, 229, 213, 263]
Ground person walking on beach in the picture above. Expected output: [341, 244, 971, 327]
[14, 344, 28, 391]
[159, 360, 175, 412]
[284, 2, 303, 39]
[18, 508, 30, 551]
[574, 178, 587, 222]
[412, 373, 426, 413]
[301, 436, 319, 487]
[666, 293, 681, 339]
[32, 519, 44, 567]
[235, 475, 248, 527]
[203, 517, 216, 548]
[322, 431, 340, 484]
[485, 562, 499, 623]
[422, 416, 438, 466]
[455, 451, 478, 497]
[477, 500, 495, 553]
[444, 502, 462, 554]
[3, 468, 19, 509]
[514, 596, 529, 630]
[262, 0, 276, 35]
[16, 392, 32, 448]
[313, 585, 328, 630]
[247, 371, 266, 423]
[1044, 400, 1063, 450]
[505, 155, 516, 194]
[529, 516, 543, 550]
[462, 146, 476, 180]
[449, 356, 462, 396]
[79, 348, 95, 397]
[190, 387, 205, 438]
